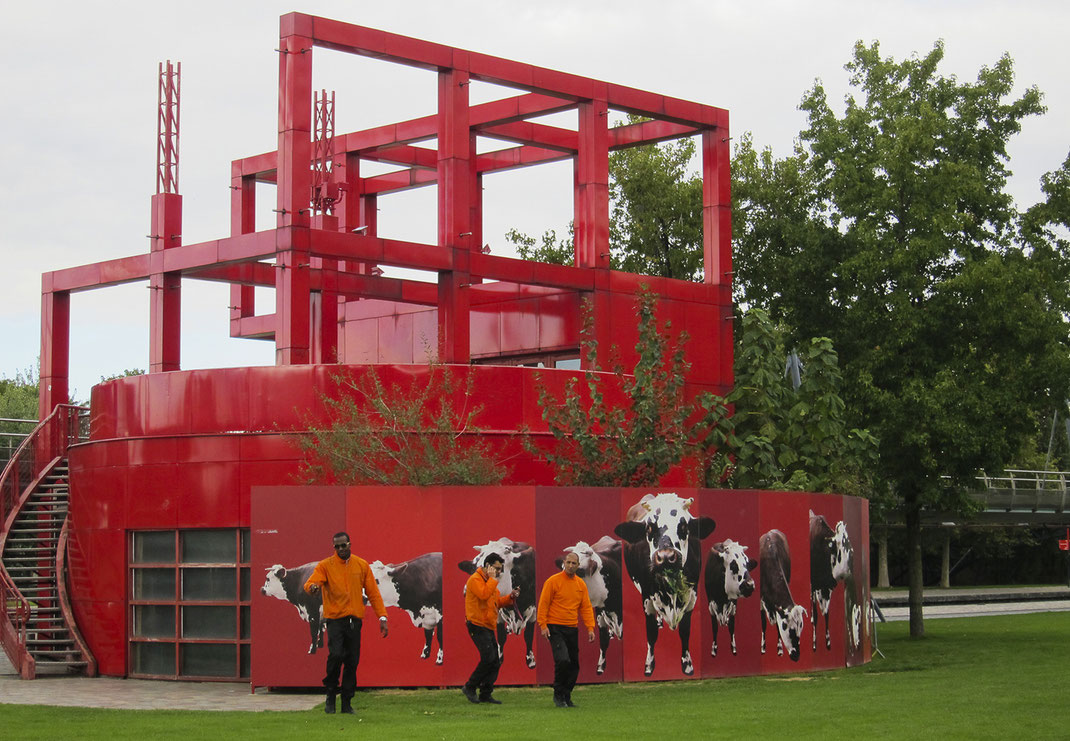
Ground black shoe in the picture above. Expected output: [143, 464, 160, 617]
[462, 685, 479, 704]
[553, 695, 568, 708]
[480, 695, 502, 705]
[565, 697, 577, 708]
[324, 695, 336, 714]
[341, 696, 355, 714]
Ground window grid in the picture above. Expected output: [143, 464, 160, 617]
[129, 529, 250, 681]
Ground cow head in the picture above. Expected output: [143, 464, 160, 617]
[457, 537, 525, 594]
[369, 560, 400, 608]
[261, 565, 287, 599]
[558, 541, 602, 577]
[774, 604, 807, 661]
[614, 493, 715, 573]
[713, 540, 756, 599]
[831, 521, 853, 582]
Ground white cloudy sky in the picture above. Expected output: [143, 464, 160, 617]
[2, 1, 1067, 402]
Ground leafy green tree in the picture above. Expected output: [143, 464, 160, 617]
[734, 41, 1070, 636]
[0, 368, 39, 424]
[505, 225, 574, 266]
[721, 309, 879, 497]
[295, 363, 509, 486]
[608, 120, 703, 280]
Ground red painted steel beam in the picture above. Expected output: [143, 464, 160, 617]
[359, 144, 438, 170]
[296, 13, 727, 127]
[609, 119, 701, 149]
[478, 121, 577, 153]
[38, 285, 70, 417]
[574, 100, 610, 270]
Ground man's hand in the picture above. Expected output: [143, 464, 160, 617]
[379, 619, 389, 638]
[307, 583, 320, 595]
[587, 629, 596, 643]
[540, 625, 549, 639]
[509, 588, 520, 601]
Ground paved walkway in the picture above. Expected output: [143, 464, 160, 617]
[3, 585, 1068, 711]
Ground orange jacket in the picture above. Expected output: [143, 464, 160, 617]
[537, 571, 595, 630]
[304, 553, 387, 621]
[465, 568, 515, 630]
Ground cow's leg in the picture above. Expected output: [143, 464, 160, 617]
[812, 592, 819, 651]
[597, 626, 609, 675]
[760, 604, 768, 655]
[825, 602, 833, 650]
[644, 613, 659, 676]
[435, 620, 444, 665]
[524, 620, 536, 669]
[309, 619, 320, 655]
[709, 606, 719, 657]
[421, 628, 434, 660]
[728, 610, 737, 656]
[678, 610, 695, 675]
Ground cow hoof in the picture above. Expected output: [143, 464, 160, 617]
[308, 647, 317, 655]
[436, 650, 443, 665]
[420, 648, 430, 660]
[731, 646, 737, 656]
[644, 660, 655, 676]
[526, 652, 536, 669]
[596, 667, 605, 675]
[682, 661, 694, 675]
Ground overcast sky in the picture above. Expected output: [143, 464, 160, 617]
[3, 1, 1067, 402]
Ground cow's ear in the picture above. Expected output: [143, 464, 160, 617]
[690, 517, 716, 540]
[614, 521, 646, 543]
[457, 560, 477, 575]
[747, 558, 758, 571]
[711, 542, 725, 556]
[554, 557, 563, 569]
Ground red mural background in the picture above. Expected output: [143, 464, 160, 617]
[250, 486, 869, 689]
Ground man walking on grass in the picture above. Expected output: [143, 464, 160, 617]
[305, 531, 389, 715]
[537, 551, 595, 708]
[462, 552, 519, 705]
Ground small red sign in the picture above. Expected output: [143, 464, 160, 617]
[1060, 528, 1070, 552]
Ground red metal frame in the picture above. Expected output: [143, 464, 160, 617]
[37, 12, 733, 415]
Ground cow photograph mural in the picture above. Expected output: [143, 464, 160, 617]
[250, 486, 869, 690]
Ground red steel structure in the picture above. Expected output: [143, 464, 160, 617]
[19, 13, 740, 680]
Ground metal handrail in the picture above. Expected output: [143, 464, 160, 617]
[0, 404, 89, 678]
[973, 469, 1070, 513]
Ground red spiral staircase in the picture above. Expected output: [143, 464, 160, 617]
[0, 404, 96, 679]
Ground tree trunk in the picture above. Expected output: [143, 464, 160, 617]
[877, 527, 890, 588]
[905, 506, 925, 637]
[940, 529, 951, 589]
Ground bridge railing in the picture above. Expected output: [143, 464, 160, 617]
[974, 469, 1069, 514]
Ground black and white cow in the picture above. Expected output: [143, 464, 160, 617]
[557, 536, 623, 675]
[614, 492, 716, 676]
[458, 537, 537, 669]
[261, 561, 324, 654]
[704, 539, 757, 657]
[809, 511, 854, 651]
[759, 529, 807, 661]
[369, 552, 443, 664]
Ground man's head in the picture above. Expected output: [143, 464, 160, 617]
[483, 552, 504, 577]
[333, 532, 351, 560]
[561, 552, 580, 577]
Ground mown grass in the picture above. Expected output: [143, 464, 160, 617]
[4, 613, 1069, 740]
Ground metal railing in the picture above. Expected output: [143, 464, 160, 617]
[0, 405, 88, 677]
[973, 469, 1069, 514]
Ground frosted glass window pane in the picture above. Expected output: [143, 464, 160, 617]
[182, 568, 236, 601]
[240, 606, 250, 640]
[180, 643, 236, 678]
[240, 644, 250, 679]
[132, 532, 174, 563]
[132, 642, 174, 675]
[131, 568, 175, 600]
[181, 530, 235, 563]
[240, 569, 250, 601]
[132, 605, 175, 638]
[182, 606, 236, 639]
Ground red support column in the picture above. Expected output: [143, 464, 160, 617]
[275, 15, 313, 364]
[39, 283, 70, 419]
[701, 126, 732, 286]
[229, 166, 256, 336]
[574, 99, 610, 269]
[149, 192, 182, 372]
[436, 67, 473, 363]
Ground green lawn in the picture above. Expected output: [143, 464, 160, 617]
[4, 613, 1069, 740]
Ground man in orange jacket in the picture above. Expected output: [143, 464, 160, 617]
[462, 552, 519, 704]
[305, 531, 389, 715]
[537, 551, 595, 708]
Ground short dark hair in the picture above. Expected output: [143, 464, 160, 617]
[333, 531, 350, 542]
[483, 553, 504, 567]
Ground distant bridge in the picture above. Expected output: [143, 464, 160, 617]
[927, 469, 1070, 526]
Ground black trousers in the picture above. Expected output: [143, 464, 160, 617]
[323, 616, 362, 699]
[547, 624, 580, 698]
[465, 622, 502, 697]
